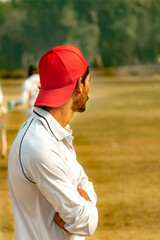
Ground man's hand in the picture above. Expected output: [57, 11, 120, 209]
[54, 212, 66, 231]
[54, 188, 91, 230]
[77, 188, 91, 202]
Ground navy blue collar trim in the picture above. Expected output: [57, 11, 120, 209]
[33, 110, 58, 141]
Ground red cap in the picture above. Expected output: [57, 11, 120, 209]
[34, 45, 88, 107]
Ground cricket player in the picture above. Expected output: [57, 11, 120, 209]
[0, 82, 7, 158]
[8, 45, 98, 240]
[8, 64, 40, 119]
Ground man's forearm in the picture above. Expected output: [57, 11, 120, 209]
[54, 188, 92, 230]
[54, 212, 66, 230]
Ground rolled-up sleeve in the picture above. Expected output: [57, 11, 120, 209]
[76, 162, 97, 205]
[25, 145, 98, 237]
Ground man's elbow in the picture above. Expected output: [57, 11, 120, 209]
[87, 208, 98, 236]
[78, 207, 98, 237]
[65, 206, 98, 237]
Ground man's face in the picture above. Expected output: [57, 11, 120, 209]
[74, 74, 90, 113]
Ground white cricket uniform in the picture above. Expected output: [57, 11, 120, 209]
[18, 74, 40, 119]
[8, 107, 98, 240]
[0, 83, 3, 106]
[0, 83, 6, 116]
[0, 82, 7, 157]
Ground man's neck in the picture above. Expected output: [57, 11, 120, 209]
[48, 103, 74, 128]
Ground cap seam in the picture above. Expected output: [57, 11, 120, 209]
[53, 49, 87, 82]
[39, 48, 87, 86]
[41, 80, 77, 90]
[56, 48, 87, 67]
[39, 49, 54, 65]
[52, 50, 74, 84]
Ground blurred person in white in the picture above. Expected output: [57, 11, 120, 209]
[8, 64, 40, 119]
[0, 82, 7, 158]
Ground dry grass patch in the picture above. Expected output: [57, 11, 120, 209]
[1, 75, 160, 239]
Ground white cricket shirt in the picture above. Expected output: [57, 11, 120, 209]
[8, 107, 98, 240]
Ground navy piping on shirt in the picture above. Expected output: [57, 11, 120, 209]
[19, 110, 58, 184]
[19, 118, 36, 184]
[33, 110, 58, 141]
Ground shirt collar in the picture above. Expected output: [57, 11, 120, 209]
[32, 107, 73, 142]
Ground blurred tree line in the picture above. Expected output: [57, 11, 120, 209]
[0, 0, 160, 70]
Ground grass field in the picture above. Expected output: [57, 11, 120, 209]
[1, 72, 160, 240]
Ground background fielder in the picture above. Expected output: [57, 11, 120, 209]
[8, 64, 40, 119]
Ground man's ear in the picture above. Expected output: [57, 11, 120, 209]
[76, 78, 83, 94]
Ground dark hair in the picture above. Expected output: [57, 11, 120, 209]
[28, 64, 38, 76]
[81, 66, 89, 84]
[74, 66, 89, 91]
[39, 106, 52, 112]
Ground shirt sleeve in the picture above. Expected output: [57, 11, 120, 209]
[24, 145, 98, 237]
[76, 162, 97, 205]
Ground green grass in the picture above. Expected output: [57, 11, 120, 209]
[1, 74, 160, 240]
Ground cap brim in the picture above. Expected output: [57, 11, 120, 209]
[34, 81, 77, 107]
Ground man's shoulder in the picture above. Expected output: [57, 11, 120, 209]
[20, 118, 59, 152]
[28, 74, 40, 83]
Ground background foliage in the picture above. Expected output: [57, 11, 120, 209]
[0, 0, 160, 69]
